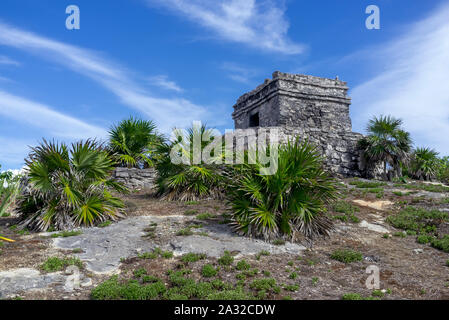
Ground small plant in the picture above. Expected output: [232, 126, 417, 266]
[72, 248, 83, 254]
[312, 277, 319, 286]
[162, 251, 174, 259]
[372, 290, 384, 298]
[51, 230, 83, 238]
[417, 234, 433, 244]
[382, 233, 390, 239]
[176, 227, 194, 236]
[330, 249, 363, 264]
[430, 235, 449, 253]
[184, 209, 198, 216]
[250, 278, 277, 291]
[393, 231, 406, 238]
[342, 293, 363, 300]
[289, 272, 298, 280]
[218, 251, 234, 266]
[263, 270, 271, 277]
[41, 256, 83, 272]
[138, 252, 158, 259]
[255, 250, 270, 260]
[98, 221, 112, 228]
[272, 239, 285, 245]
[201, 264, 218, 278]
[236, 260, 251, 271]
[284, 284, 299, 292]
[196, 212, 214, 220]
[181, 252, 206, 263]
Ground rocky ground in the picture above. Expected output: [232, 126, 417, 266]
[1, 179, 449, 300]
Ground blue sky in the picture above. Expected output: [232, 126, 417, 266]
[0, 0, 448, 169]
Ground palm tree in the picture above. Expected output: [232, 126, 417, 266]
[155, 123, 224, 201]
[358, 115, 412, 180]
[226, 138, 336, 242]
[109, 117, 163, 168]
[410, 147, 439, 181]
[18, 139, 127, 231]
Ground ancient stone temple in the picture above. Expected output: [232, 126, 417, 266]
[232, 71, 364, 177]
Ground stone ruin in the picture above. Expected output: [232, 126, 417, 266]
[232, 71, 364, 177]
[114, 71, 368, 191]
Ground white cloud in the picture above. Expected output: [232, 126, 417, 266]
[220, 62, 259, 84]
[0, 55, 20, 66]
[0, 90, 107, 139]
[147, 75, 183, 92]
[350, 3, 449, 156]
[147, 0, 304, 55]
[0, 22, 210, 133]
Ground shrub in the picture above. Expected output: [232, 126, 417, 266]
[331, 201, 360, 223]
[108, 117, 163, 168]
[430, 235, 449, 253]
[218, 251, 234, 266]
[201, 264, 218, 277]
[50, 230, 82, 238]
[181, 252, 206, 263]
[330, 249, 363, 263]
[409, 148, 439, 181]
[386, 207, 448, 233]
[236, 260, 251, 271]
[196, 212, 214, 220]
[0, 165, 22, 217]
[342, 293, 363, 300]
[155, 123, 224, 201]
[417, 234, 433, 244]
[227, 139, 336, 241]
[18, 140, 126, 231]
[40, 256, 83, 272]
[357, 115, 412, 180]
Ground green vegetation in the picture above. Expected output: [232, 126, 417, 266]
[342, 293, 379, 300]
[108, 117, 163, 168]
[227, 139, 336, 241]
[218, 251, 234, 266]
[155, 123, 224, 201]
[417, 234, 433, 244]
[430, 235, 449, 253]
[331, 200, 360, 223]
[349, 180, 386, 189]
[330, 249, 363, 263]
[184, 209, 198, 216]
[236, 260, 251, 271]
[18, 140, 127, 231]
[358, 115, 412, 180]
[201, 264, 218, 277]
[181, 252, 206, 263]
[98, 221, 112, 228]
[196, 212, 214, 220]
[0, 165, 22, 217]
[176, 227, 194, 236]
[409, 148, 439, 181]
[50, 230, 83, 238]
[386, 206, 448, 234]
[40, 256, 83, 272]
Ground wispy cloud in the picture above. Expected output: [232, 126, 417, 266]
[220, 62, 259, 84]
[147, 75, 183, 92]
[0, 90, 107, 139]
[0, 22, 209, 133]
[146, 0, 304, 55]
[0, 137, 31, 169]
[350, 3, 449, 156]
[0, 55, 20, 66]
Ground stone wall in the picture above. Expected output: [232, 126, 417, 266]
[112, 167, 158, 191]
[232, 71, 365, 177]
